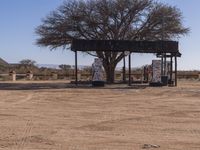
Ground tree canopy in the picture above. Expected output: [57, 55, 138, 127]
[19, 59, 36, 66]
[36, 0, 189, 83]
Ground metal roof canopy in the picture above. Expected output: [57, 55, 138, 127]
[71, 39, 180, 56]
[71, 39, 180, 87]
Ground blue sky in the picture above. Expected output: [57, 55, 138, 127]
[0, 0, 199, 70]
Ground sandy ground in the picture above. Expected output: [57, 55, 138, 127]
[0, 80, 200, 150]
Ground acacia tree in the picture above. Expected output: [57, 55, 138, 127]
[36, 0, 189, 83]
[19, 59, 37, 71]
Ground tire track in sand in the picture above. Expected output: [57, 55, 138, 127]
[0, 93, 33, 108]
[11, 93, 34, 150]
[11, 93, 33, 106]
[15, 119, 33, 150]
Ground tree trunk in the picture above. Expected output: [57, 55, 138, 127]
[103, 63, 116, 84]
[96, 51, 125, 84]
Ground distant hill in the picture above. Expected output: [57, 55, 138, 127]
[37, 64, 60, 69]
[37, 64, 125, 70]
[0, 58, 9, 66]
[37, 64, 92, 70]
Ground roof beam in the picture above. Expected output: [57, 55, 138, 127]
[71, 39, 179, 54]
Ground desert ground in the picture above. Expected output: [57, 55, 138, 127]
[0, 80, 200, 150]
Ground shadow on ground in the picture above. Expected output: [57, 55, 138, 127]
[0, 82, 148, 90]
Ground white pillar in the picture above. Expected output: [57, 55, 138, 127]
[77, 73, 81, 81]
[27, 71, 33, 80]
[9, 71, 16, 81]
[52, 73, 58, 80]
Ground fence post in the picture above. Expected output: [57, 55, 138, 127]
[199, 73, 200, 80]
[77, 73, 81, 81]
[9, 71, 16, 81]
[52, 72, 58, 80]
[27, 71, 33, 80]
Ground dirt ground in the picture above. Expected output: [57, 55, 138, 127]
[0, 80, 200, 150]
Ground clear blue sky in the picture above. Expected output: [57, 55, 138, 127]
[0, 0, 199, 70]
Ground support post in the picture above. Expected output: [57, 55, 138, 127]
[164, 54, 167, 75]
[109, 52, 112, 84]
[123, 52, 126, 83]
[128, 53, 131, 86]
[175, 56, 177, 86]
[161, 16, 164, 76]
[27, 71, 33, 80]
[170, 55, 173, 85]
[9, 71, 16, 81]
[161, 53, 164, 76]
[75, 51, 78, 85]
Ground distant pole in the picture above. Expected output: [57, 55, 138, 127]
[161, 54, 164, 76]
[161, 16, 164, 76]
[164, 55, 167, 75]
[109, 52, 112, 84]
[175, 56, 177, 86]
[170, 55, 173, 84]
[75, 51, 78, 85]
[123, 52, 126, 83]
[128, 53, 131, 86]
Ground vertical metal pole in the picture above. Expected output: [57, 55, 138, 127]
[128, 53, 131, 86]
[75, 50, 78, 85]
[123, 52, 126, 83]
[161, 16, 165, 76]
[109, 52, 112, 84]
[175, 56, 177, 86]
[164, 55, 167, 75]
[161, 54, 164, 76]
[170, 55, 173, 85]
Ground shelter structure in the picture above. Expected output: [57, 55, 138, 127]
[71, 39, 181, 86]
